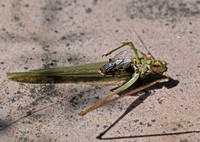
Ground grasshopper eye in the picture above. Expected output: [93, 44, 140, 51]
[162, 61, 167, 65]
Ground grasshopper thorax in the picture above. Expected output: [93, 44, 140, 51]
[132, 58, 167, 78]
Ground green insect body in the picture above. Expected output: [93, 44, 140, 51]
[7, 41, 168, 116]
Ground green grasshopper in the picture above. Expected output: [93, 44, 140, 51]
[6, 30, 169, 119]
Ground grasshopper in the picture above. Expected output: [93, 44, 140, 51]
[4, 29, 169, 131]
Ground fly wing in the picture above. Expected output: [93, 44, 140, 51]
[111, 59, 131, 71]
[111, 50, 128, 62]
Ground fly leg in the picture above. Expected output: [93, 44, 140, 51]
[79, 72, 140, 116]
[103, 42, 140, 60]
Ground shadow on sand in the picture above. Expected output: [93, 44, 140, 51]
[96, 74, 200, 140]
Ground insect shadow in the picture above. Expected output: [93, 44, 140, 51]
[0, 121, 11, 133]
[95, 74, 200, 140]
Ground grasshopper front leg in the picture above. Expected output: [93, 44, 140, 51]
[79, 72, 139, 116]
[103, 42, 140, 60]
[103, 42, 149, 60]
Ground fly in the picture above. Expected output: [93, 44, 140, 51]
[97, 51, 133, 76]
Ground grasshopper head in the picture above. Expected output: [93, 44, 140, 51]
[152, 60, 167, 74]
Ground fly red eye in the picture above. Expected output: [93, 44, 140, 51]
[99, 66, 103, 70]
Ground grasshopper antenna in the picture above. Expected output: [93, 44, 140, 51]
[133, 27, 171, 78]
[132, 27, 155, 60]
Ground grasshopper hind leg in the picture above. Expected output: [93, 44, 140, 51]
[79, 72, 139, 116]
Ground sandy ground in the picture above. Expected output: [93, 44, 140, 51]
[0, 0, 200, 142]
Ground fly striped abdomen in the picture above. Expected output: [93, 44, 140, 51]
[98, 59, 132, 76]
